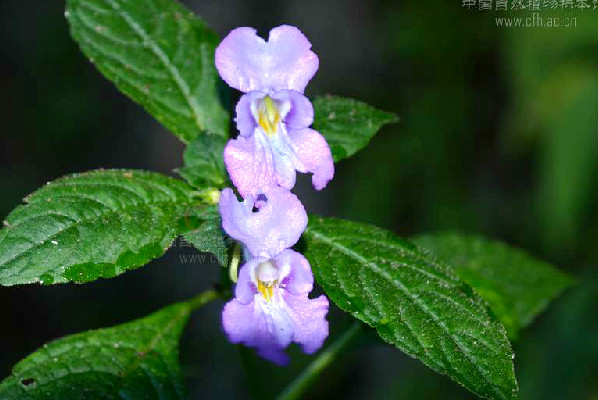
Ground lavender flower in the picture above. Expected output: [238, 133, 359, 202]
[219, 186, 329, 364]
[215, 25, 334, 197]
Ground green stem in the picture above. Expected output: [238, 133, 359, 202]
[229, 243, 241, 283]
[276, 322, 362, 400]
[187, 289, 219, 310]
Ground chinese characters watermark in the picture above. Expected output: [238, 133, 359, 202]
[462, 0, 596, 10]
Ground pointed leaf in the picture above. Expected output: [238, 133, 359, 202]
[312, 96, 398, 162]
[303, 216, 518, 400]
[0, 301, 199, 399]
[413, 233, 574, 339]
[66, 0, 229, 142]
[0, 170, 195, 286]
[181, 205, 228, 266]
[176, 133, 227, 189]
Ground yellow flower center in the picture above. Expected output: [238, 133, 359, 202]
[257, 96, 281, 136]
[256, 260, 279, 302]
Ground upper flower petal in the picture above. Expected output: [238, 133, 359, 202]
[287, 128, 335, 190]
[215, 25, 319, 93]
[219, 186, 307, 258]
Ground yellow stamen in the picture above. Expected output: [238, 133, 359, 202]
[257, 279, 276, 301]
[257, 96, 280, 136]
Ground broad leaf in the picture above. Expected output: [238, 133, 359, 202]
[0, 170, 194, 286]
[176, 134, 227, 189]
[312, 96, 398, 162]
[181, 205, 228, 266]
[0, 302, 195, 399]
[413, 233, 574, 339]
[66, 0, 229, 142]
[303, 217, 518, 400]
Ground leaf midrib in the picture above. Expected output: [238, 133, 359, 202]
[12, 307, 189, 399]
[306, 227, 510, 399]
[121, 305, 190, 379]
[0, 198, 190, 273]
[98, 0, 204, 134]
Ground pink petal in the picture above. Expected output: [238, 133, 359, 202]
[215, 25, 319, 93]
[287, 128, 334, 190]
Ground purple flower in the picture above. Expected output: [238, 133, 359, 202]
[222, 250, 329, 364]
[215, 25, 334, 197]
[219, 185, 307, 258]
[218, 185, 329, 363]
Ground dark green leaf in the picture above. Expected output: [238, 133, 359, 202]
[176, 133, 227, 189]
[66, 0, 229, 142]
[181, 205, 227, 266]
[0, 301, 196, 399]
[413, 233, 574, 339]
[312, 96, 398, 162]
[0, 170, 194, 286]
[303, 216, 518, 400]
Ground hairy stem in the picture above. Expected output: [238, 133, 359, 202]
[277, 322, 362, 400]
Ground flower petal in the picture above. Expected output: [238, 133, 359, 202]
[235, 258, 261, 304]
[234, 91, 265, 137]
[215, 25, 319, 93]
[287, 128, 335, 190]
[271, 90, 314, 130]
[221, 298, 290, 365]
[268, 131, 297, 190]
[275, 249, 314, 295]
[223, 133, 277, 198]
[284, 292, 330, 354]
[219, 186, 307, 258]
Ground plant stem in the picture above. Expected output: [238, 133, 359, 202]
[187, 289, 219, 310]
[276, 322, 362, 400]
[229, 243, 241, 283]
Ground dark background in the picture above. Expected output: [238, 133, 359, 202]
[1, 0, 596, 399]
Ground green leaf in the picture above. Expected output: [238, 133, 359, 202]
[312, 96, 398, 162]
[0, 294, 216, 400]
[0, 169, 194, 286]
[176, 133, 227, 189]
[412, 233, 574, 339]
[66, 0, 229, 142]
[181, 205, 228, 266]
[303, 216, 518, 400]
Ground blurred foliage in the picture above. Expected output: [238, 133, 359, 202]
[0, 0, 596, 399]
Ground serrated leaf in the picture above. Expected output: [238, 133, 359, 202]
[66, 0, 229, 142]
[312, 96, 398, 162]
[0, 169, 194, 286]
[303, 216, 518, 400]
[181, 205, 228, 266]
[0, 301, 195, 399]
[413, 233, 574, 339]
[176, 134, 227, 189]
